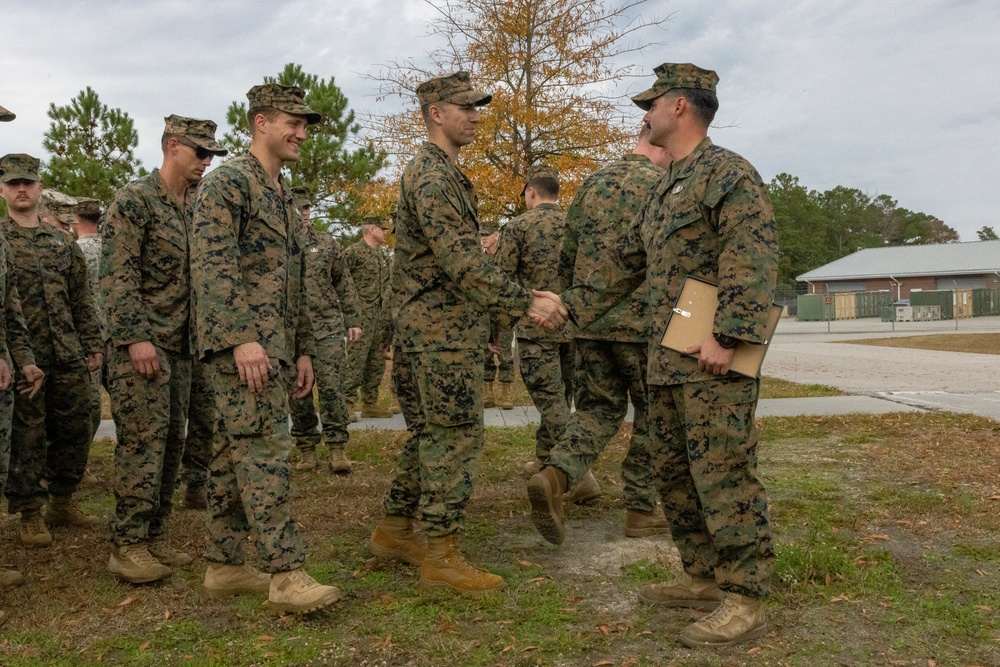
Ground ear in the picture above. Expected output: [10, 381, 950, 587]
[427, 103, 443, 126]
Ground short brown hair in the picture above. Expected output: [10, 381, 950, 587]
[247, 106, 281, 137]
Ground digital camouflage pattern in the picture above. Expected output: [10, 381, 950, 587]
[3, 219, 103, 367]
[203, 362, 304, 573]
[162, 115, 227, 154]
[101, 169, 193, 354]
[0, 104, 14, 122]
[493, 203, 571, 344]
[484, 324, 515, 383]
[188, 150, 312, 572]
[77, 231, 105, 438]
[647, 379, 773, 597]
[107, 345, 191, 546]
[288, 228, 357, 449]
[246, 84, 321, 125]
[630, 62, 719, 110]
[101, 167, 197, 546]
[180, 358, 215, 489]
[558, 154, 663, 343]
[562, 135, 778, 598]
[564, 138, 778, 386]
[415, 71, 491, 107]
[343, 237, 389, 403]
[0, 153, 39, 182]
[517, 339, 576, 461]
[392, 141, 532, 353]
[189, 152, 314, 363]
[546, 340, 658, 511]
[382, 348, 485, 537]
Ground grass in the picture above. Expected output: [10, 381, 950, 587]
[838, 332, 1000, 355]
[4, 410, 1000, 666]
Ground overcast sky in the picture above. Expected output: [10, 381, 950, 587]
[2, 0, 997, 241]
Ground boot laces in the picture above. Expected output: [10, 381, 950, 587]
[699, 595, 739, 629]
[25, 513, 47, 533]
[127, 545, 162, 568]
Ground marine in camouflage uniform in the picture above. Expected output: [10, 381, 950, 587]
[493, 166, 576, 463]
[544, 128, 670, 534]
[287, 207, 361, 470]
[0, 153, 104, 545]
[561, 64, 778, 647]
[73, 197, 106, 440]
[101, 116, 227, 582]
[179, 357, 214, 504]
[372, 72, 562, 595]
[479, 221, 516, 408]
[188, 84, 340, 613]
[343, 220, 391, 415]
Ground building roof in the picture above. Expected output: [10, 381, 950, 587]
[796, 240, 1000, 282]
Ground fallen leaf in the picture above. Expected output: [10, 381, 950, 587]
[927, 660, 936, 667]
[593, 662, 614, 667]
[519, 646, 538, 653]
[117, 596, 138, 608]
[976, 605, 992, 611]
[162, 609, 171, 620]
[747, 646, 761, 654]
[976, 569, 987, 577]
[502, 645, 513, 653]
[139, 641, 150, 651]
[861, 534, 890, 542]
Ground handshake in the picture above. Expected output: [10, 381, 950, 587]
[527, 289, 569, 329]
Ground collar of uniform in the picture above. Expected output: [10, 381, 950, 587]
[622, 154, 650, 163]
[667, 136, 713, 182]
[242, 151, 289, 197]
[420, 140, 473, 190]
[533, 202, 561, 211]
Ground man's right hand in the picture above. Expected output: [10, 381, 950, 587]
[233, 341, 271, 393]
[0, 359, 10, 391]
[129, 341, 160, 379]
[17, 364, 45, 399]
[528, 290, 569, 329]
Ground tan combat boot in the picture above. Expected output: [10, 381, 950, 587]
[148, 538, 193, 566]
[389, 394, 401, 415]
[638, 572, 725, 610]
[527, 466, 568, 545]
[564, 469, 601, 505]
[350, 399, 360, 422]
[360, 402, 393, 419]
[678, 592, 768, 647]
[522, 459, 542, 478]
[419, 534, 504, 595]
[497, 382, 514, 410]
[293, 448, 318, 472]
[0, 569, 24, 588]
[328, 446, 352, 474]
[19, 510, 52, 547]
[483, 382, 497, 408]
[45, 494, 100, 528]
[268, 569, 341, 614]
[184, 483, 207, 510]
[624, 508, 669, 538]
[108, 544, 172, 584]
[203, 562, 271, 598]
[368, 515, 427, 565]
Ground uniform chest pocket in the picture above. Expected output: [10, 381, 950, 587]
[151, 223, 187, 252]
[661, 195, 705, 238]
[42, 243, 73, 274]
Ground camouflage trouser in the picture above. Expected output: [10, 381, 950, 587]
[546, 340, 659, 512]
[484, 326, 516, 383]
[181, 358, 215, 489]
[287, 334, 350, 451]
[203, 354, 305, 573]
[6, 359, 92, 514]
[0, 359, 12, 496]
[88, 368, 102, 441]
[106, 345, 191, 546]
[647, 378, 773, 598]
[382, 348, 485, 537]
[518, 339, 576, 461]
[345, 311, 387, 404]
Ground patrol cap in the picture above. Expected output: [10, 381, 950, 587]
[479, 218, 498, 235]
[0, 153, 40, 183]
[416, 71, 492, 107]
[521, 164, 559, 195]
[40, 189, 79, 224]
[74, 197, 102, 218]
[631, 63, 719, 111]
[164, 115, 228, 156]
[291, 186, 311, 210]
[247, 84, 322, 125]
[361, 215, 391, 232]
[0, 104, 14, 122]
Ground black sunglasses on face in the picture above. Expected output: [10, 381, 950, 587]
[175, 138, 213, 160]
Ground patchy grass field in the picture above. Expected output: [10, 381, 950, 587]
[3, 411, 998, 666]
[838, 332, 1000, 356]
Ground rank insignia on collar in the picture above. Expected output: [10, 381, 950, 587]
[310, 247, 319, 253]
[672, 185, 683, 194]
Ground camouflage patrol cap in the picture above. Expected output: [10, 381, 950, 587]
[361, 215, 391, 231]
[631, 63, 719, 111]
[0, 153, 40, 183]
[247, 84, 322, 125]
[40, 189, 79, 224]
[74, 197, 102, 218]
[0, 104, 14, 122]
[164, 115, 228, 156]
[521, 164, 559, 195]
[417, 71, 492, 107]
[479, 218, 499, 235]
[291, 186, 311, 210]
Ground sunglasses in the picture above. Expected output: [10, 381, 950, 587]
[175, 138, 214, 160]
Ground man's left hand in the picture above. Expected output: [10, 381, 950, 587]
[292, 355, 315, 399]
[683, 336, 735, 376]
[86, 352, 104, 373]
